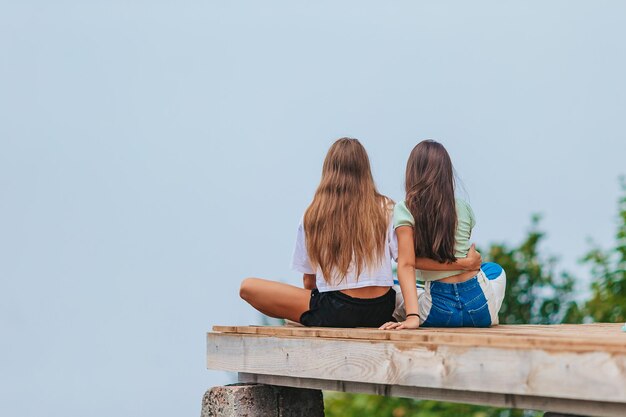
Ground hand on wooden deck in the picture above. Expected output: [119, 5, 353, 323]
[379, 315, 420, 330]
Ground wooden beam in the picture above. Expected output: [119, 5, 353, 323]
[239, 373, 625, 417]
[207, 332, 626, 403]
[212, 324, 626, 353]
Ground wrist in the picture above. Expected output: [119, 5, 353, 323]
[457, 258, 468, 269]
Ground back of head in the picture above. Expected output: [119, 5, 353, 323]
[405, 140, 457, 263]
[304, 138, 391, 282]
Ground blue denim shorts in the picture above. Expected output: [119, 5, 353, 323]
[393, 262, 506, 327]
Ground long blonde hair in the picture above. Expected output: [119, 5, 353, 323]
[303, 138, 392, 282]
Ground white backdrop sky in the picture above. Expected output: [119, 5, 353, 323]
[1, 1, 625, 417]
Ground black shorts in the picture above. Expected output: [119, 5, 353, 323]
[299, 288, 396, 328]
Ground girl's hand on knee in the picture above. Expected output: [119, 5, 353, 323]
[379, 316, 420, 330]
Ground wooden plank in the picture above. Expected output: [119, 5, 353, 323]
[213, 323, 624, 338]
[239, 373, 626, 417]
[207, 332, 626, 403]
[214, 323, 623, 338]
[211, 324, 626, 353]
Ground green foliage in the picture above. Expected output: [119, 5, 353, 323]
[582, 178, 626, 322]
[324, 393, 539, 417]
[486, 215, 582, 325]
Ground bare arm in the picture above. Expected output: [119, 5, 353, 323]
[380, 226, 420, 330]
[415, 244, 482, 271]
[303, 274, 316, 290]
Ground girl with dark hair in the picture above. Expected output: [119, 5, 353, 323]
[381, 140, 506, 329]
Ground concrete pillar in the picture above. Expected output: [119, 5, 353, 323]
[201, 383, 324, 417]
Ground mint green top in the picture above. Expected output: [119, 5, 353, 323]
[393, 198, 476, 281]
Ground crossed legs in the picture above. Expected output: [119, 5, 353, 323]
[239, 278, 312, 323]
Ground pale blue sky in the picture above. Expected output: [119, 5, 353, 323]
[1, 1, 625, 416]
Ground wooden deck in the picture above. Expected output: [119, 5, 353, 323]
[207, 324, 626, 417]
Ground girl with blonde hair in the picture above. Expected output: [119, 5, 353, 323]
[240, 138, 399, 327]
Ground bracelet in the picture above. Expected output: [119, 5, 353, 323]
[406, 313, 420, 318]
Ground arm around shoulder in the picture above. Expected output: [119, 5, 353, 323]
[415, 244, 482, 271]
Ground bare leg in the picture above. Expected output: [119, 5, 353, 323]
[240, 278, 312, 323]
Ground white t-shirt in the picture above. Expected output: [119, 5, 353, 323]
[290, 216, 398, 292]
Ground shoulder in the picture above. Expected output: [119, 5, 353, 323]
[455, 198, 471, 211]
[393, 200, 410, 216]
[296, 213, 307, 236]
[393, 201, 415, 228]
[455, 198, 476, 226]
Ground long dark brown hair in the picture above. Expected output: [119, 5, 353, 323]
[405, 140, 457, 263]
[304, 138, 392, 282]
